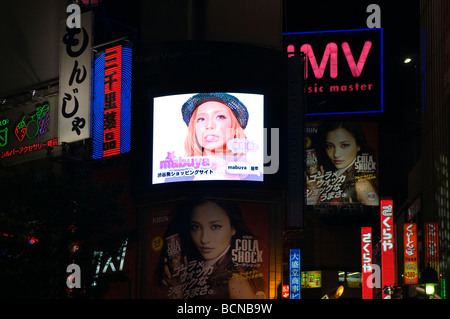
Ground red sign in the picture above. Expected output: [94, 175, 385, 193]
[282, 284, 289, 298]
[425, 222, 439, 267]
[403, 223, 418, 285]
[103, 45, 122, 157]
[380, 199, 395, 298]
[361, 227, 373, 299]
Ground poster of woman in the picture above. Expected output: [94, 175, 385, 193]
[305, 121, 379, 207]
[152, 93, 264, 184]
[145, 197, 269, 299]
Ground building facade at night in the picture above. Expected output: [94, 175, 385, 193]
[2, 0, 448, 301]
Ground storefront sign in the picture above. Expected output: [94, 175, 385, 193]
[380, 199, 395, 299]
[301, 270, 321, 288]
[425, 222, 439, 266]
[403, 223, 418, 285]
[290, 249, 301, 299]
[361, 227, 373, 299]
[92, 42, 132, 159]
[58, 11, 92, 143]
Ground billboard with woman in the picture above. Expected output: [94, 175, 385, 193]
[305, 121, 379, 207]
[145, 197, 269, 299]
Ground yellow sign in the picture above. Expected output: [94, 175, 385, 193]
[301, 271, 322, 288]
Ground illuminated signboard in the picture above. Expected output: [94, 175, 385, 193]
[301, 270, 321, 288]
[152, 93, 264, 184]
[380, 199, 395, 299]
[425, 222, 439, 268]
[92, 42, 132, 159]
[361, 227, 373, 299]
[403, 223, 419, 285]
[0, 96, 58, 164]
[305, 121, 379, 207]
[59, 12, 92, 143]
[285, 28, 383, 115]
[289, 249, 301, 299]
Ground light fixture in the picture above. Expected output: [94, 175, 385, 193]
[419, 264, 439, 298]
[404, 58, 412, 64]
[321, 285, 345, 299]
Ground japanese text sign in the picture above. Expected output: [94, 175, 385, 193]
[58, 12, 92, 143]
[380, 199, 395, 298]
[403, 223, 418, 285]
[361, 227, 373, 299]
[290, 249, 301, 299]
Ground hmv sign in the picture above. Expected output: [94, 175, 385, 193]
[285, 28, 383, 115]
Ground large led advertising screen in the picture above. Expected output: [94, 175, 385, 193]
[305, 121, 379, 207]
[152, 92, 264, 184]
[145, 198, 269, 299]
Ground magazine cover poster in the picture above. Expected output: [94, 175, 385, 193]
[145, 198, 269, 299]
[152, 93, 264, 184]
[305, 121, 379, 207]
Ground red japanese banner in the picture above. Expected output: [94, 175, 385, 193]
[403, 223, 418, 285]
[103, 45, 122, 157]
[380, 199, 395, 298]
[145, 198, 269, 299]
[361, 227, 373, 299]
[425, 222, 439, 268]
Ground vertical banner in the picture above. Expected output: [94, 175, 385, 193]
[289, 249, 301, 299]
[380, 199, 395, 299]
[361, 227, 373, 299]
[92, 42, 132, 159]
[424, 222, 439, 269]
[58, 12, 92, 143]
[403, 223, 419, 285]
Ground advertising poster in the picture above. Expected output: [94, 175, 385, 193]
[145, 198, 269, 299]
[305, 121, 379, 207]
[152, 93, 264, 184]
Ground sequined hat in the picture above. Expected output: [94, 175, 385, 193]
[181, 93, 249, 129]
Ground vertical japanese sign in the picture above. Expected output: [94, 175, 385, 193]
[92, 42, 132, 159]
[403, 223, 418, 285]
[425, 222, 439, 267]
[361, 227, 373, 299]
[289, 249, 301, 299]
[380, 199, 395, 299]
[58, 12, 92, 143]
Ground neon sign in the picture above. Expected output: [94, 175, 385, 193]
[284, 28, 383, 115]
[92, 42, 132, 159]
[361, 227, 373, 299]
[403, 223, 419, 285]
[380, 199, 395, 299]
[0, 101, 58, 160]
[289, 249, 301, 299]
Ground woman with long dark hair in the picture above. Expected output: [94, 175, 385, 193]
[155, 197, 266, 299]
[306, 121, 379, 206]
